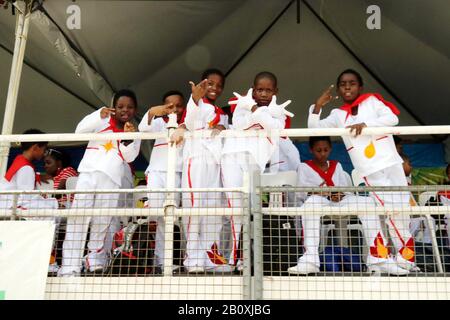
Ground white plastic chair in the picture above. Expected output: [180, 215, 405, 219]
[36, 179, 54, 190]
[65, 176, 78, 190]
[260, 170, 297, 208]
[133, 185, 148, 208]
[63, 176, 78, 208]
[419, 191, 438, 206]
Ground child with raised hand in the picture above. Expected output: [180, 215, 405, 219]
[182, 68, 231, 273]
[221, 71, 294, 269]
[138, 90, 184, 273]
[251, 72, 300, 173]
[58, 89, 141, 277]
[288, 136, 408, 275]
[307, 69, 419, 273]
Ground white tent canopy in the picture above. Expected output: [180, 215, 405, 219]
[0, 0, 449, 136]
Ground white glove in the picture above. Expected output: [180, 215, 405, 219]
[229, 88, 256, 111]
[267, 95, 294, 118]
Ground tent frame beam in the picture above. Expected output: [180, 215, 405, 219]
[0, 43, 99, 112]
[225, 0, 295, 77]
[0, 0, 33, 176]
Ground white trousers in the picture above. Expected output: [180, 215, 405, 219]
[146, 169, 181, 267]
[181, 154, 223, 268]
[441, 195, 450, 246]
[221, 152, 259, 265]
[60, 171, 120, 273]
[298, 194, 388, 267]
[363, 163, 415, 260]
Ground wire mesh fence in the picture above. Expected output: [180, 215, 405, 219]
[258, 184, 450, 299]
[1, 183, 450, 299]
[0, 188, 249, 299]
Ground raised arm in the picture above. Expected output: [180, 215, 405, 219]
[308, 85, 340, 128]
[75, 108, 113, 133]
[138, 104, 174, 132]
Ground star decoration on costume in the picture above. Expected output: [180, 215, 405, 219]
[101, 140, 115, 152]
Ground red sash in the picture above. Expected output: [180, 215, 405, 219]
[339, 93, 400, 122]
[305, 160, 338, 187]
[5, 155, 39, 185]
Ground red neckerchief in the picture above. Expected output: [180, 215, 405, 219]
[202, 98, 225, 128]
[305, 160, 338, 187]
[99, 117, 124, 133]
[339, 93, 400, 122]
[5, 154, 40, 186]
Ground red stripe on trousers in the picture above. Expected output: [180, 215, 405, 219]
[363, 176, 405, 246]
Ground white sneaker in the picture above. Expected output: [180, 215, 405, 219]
[57, 267, 81, 277]
[187, 266, 205, 274]
[205, 264, 235, 273]
[236, 260, 244, 272]
[367, 259, 410, 276]
[83, 255, 107, 273]
[396, 255, 421, 272]
[287, 262, 320, 275]
[158, 265, 181, 274]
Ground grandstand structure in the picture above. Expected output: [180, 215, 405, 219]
[0, 1, 449, 300]
[1, 127, 450, 300]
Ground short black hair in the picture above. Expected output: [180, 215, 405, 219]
[254, 71, 278, 87]
[201, 68, 225, 87]
[309, 136, 332, 149]
[162, 90, 185, 103]
[112, 89, 138, 109]
[336, 69, 363, 87]
[21, 129, 47, 151]
[45, 148, 71, 168]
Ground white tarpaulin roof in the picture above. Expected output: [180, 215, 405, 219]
[0, 0, 449, 136]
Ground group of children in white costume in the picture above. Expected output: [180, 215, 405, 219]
[2, 67, 431, 277]
[288, 69, 418, 275]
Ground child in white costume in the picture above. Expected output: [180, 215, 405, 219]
[307, 69, 419, 272]
[287, 137, 408, 275]
[181, 69, 231, 273]
[267, 116, 301, 173]
[138, 90, 185, 272]
[222, 72, 294, 268]
[0, 129, 58, 211]
[440, 164, 450, 246]
[58, 90, 141, 277]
